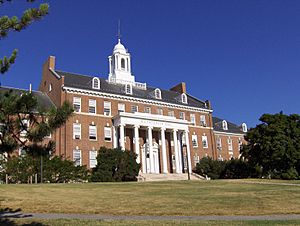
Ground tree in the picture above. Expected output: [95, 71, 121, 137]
[241, 112, 300, 179]
[0, 89, 73, 156]
[194, 157, 226, 179]
[91, 147, 140, 182]
[0, 0, 49, 74]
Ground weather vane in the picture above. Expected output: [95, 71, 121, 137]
[117, 19, 121, 40]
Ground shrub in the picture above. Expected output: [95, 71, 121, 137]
[91, 147, 140, 182]
[194, 157, 225, 179]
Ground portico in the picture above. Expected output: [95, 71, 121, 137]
[113, 112, 192, 174]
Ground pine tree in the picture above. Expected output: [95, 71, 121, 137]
[0, 0, 49, 74]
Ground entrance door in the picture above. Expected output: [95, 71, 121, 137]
[152, 142, 160, 174]
[141, 142, 160, 174]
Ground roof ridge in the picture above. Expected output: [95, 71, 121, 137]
[0, 85, 44, 94]
[55, 70, 103, 79]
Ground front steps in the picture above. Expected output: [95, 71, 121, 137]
[137, 172, 205, 182]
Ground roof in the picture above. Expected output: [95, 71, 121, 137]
[56, 70, 209, 110]
[212, 117, 245, 134]
[0, 86, 55, 110]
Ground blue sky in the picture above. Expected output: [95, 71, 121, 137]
[1, 0, 299, 127]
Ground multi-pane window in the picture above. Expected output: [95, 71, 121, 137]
[157, 108, 163, 115]
[73, 97, 81, 112]
[144, 106, 151, 114]
[190, 114, 196, 125]
[73, 123, 81, 139]
[154, 88, 161, 99]
[228, 138, 233, 151]
[222, 120, 228, 130]
[131, 105, 138, 113]
[179, 112, 185, 120]
[125, 84, 132, 94]
[217, 137, 222, 150]
[104, 101, 111, 116]
[181, 93, 187, 104]
[92, 77, 100, 89]
[194, 155, 200, 166]
[200, 115, 206, 126]
[168, 110, 174, 117]
[202, 135, 208, 149]
[89, 125, 97, 140]
[73, 149, 81, 166]
[104, 127, 112, 141]
[89, 150, 97, 168]
[192, 135, 198, 148]
[89, 99, 96, 114]
[118, 103, 125, 113]
[20, 119, 29, 137]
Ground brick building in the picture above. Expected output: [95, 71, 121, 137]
[2, 38, 247, 175]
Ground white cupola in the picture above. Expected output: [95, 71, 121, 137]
[108, 39, 135, 84]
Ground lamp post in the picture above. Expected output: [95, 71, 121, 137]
[183, 144, 190, 180]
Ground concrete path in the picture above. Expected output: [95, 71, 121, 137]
[2, 212, 300, 221]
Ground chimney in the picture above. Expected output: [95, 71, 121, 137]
[205, 100, 212, 109]
[170, 82, 186, 94]
[43, 56, 56, 70]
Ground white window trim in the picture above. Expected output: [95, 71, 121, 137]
[92, 77, 100, 90]
[154, 88, 162, 99]
[118, 103, 125, 113]
[104, 127, 112, 142]
[88, 99, 96, 114]
[202, 135, 208, 149]
[242, 123, 247, 132]
[73, 149, 82, 166]
[89, 150, 97, 168]
[222, 120, 228, 130]
[192, 135, 198, 148]
[73, 123, 81, 140]
[125, 84, 132, 95]
[73, 97, 81, 113]
[104, 101, 111, 116]
[190, 114, 196, 125]
[131, 105, 138, 113]
[181, 93, 188, 104]
[228, 137, 233, 151]
[200, 115, 206, 127]
[89, 125, 97, 140]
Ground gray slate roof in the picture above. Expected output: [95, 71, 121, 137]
[213, 117, 245, 134]
[0, 86, 55, 110]
[56, 70, 209, 109]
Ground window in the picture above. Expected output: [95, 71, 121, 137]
[73, 149, 81, 166]
[104, 127, 112, 141]
[228, 137, 233, 151]
[20, 119, 29, 137]
[192, 135, 198, 148]
[181, 93, 187, 104]
[217, 137, 222, 150]
[202, 136, 208, 148]
[222, 120, 228, 130]
[118, 103, 125, 113]
[131, 105, 138, 113]
[73, 97, 81, 113]
[92, 77, 100, 89]
[89, 150, 97, 168]
[73, 123, 81, 139]
[190, 114, 196, 125]
[154, 88, 161, 99]
[194, 155, 200, 165]
[200, 115, 206, 126]
[121, 58, 125, 69]
[89, 99, 96, 114]
[242, 123, 247, 132]
[125, 84, 132, 95]
[157, 108, 163, 115]
[144, 106, 151, 114]
[104, 101, 111, 116]
[89, 125, 97, 140]
[238, 138, 242, 151]
[179, 112, 185, 120]
[168, 110, 174, 117]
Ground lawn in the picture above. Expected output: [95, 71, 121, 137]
[0, 180, 300, 216]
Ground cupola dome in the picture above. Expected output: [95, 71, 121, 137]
[113, 39, 126, 54]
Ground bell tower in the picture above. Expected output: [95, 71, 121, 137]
[108, 38, 135, 84]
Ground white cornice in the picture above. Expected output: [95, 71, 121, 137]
[62, 86, 213, 113]
[213, 130, 245, 136]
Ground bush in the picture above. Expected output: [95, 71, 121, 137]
[221, 159, 250, 179]
[91, 147, 140, 182]
[194, 157, 225, 179]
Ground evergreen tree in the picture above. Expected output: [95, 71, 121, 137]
[241, 112, 300, 179]
[0, 89, 73, 156]
[0, 0, 49, 74]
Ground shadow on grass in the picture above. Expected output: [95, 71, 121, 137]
[0, 207, 45, 226]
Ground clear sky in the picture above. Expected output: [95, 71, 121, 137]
[1, 0, 299, 127]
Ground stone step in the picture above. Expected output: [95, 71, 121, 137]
[137, 173, 204, 182]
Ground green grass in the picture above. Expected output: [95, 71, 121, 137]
[0, 180, 300, 216]
[9, 219, 300, 226]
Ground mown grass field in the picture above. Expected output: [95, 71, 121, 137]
[1, 179, 300, 217]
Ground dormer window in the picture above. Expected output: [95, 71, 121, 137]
[154, 88, 161, 99]
[222, 120, 228, 130]
[92, 77, 100, 90]
[242, 123, 247, 132]
[121, 58, 125, 69]
[125, 84, 132, 95]
[181, 93, 187, 104]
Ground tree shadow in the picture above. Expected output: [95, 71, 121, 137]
[0, 207, 46, 226]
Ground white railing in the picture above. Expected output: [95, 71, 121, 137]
[108, 77, 147, 90]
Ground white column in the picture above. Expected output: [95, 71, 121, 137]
[109, 57, 112, 74]
[119, 124, 125, 150]
[134, 125, 140, 164]
[185, 130, 192, 174]
[147, 126, 154, 173]
[113, 126, 118, 148]
[177, 131, 183, 172]
[161, 127, 168, 174]
[173, 129, 180, 174]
